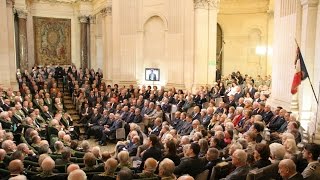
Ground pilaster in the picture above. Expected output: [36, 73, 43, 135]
[101, 5, 113, 84]
[193, 0, 219, 89]
[79, 15, 89, 69]
[17, 9, 29, 71]
[299, 0, 319, 135]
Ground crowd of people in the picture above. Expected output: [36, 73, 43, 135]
[0, 65, 319, 180]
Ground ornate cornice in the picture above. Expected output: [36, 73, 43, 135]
[100, 6, 112, 16]
[194, 0, 220, 10]
[300, 0, 319, 7]
[16, 9, 28, 19]
[6, 0, 15, 6]
[30, 0, 93, 4]
[79, 15, 89, 23]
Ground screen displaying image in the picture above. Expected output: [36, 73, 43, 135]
[145, 68, 160, 81]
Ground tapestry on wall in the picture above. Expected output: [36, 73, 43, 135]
[33, 17, 71, 65]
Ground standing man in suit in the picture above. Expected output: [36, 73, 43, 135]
[148, 69, 157, 81]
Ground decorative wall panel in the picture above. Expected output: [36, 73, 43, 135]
[33, 17, 71, 65]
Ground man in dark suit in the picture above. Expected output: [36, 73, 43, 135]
[223, 149, 250, 180]
[148, 118, 162, 136]
[80, 103, 92, 124]
[99, 114, 123, 145]
[132, 108, 143, 123]
[139, 134, 162, 171]
[161, 98, 171, 114]
[87, 91, 97, 107]
[44, 93, 53, 112]
[174, 143, 206, 178]
[178, 115, 193, 136]
[247, 83, 257, 98]
[234, 86, 244, 102]
[202, 107, 214, 128]
[1, 99, 11, 111]
[278, 159, 303, 180]
[41, 106, 53, 122]
[262, 105, 274, 124]
[227, 95, 237, 108]
[191, 106, 201, 121]
[87, 108, 102, 136]
[268, 108, 286, 132]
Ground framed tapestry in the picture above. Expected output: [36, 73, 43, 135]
[33, 17, 71, 65]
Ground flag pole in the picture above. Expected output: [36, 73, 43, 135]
[312, 82, 320, 143]
[294, 39, 319, 104]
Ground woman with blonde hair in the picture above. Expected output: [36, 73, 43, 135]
[283, 139, 298, 159]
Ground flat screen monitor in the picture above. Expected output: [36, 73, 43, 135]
[145, 68, 160, 81]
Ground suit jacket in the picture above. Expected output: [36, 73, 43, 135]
[89, 114, 102, 125]
[42, 111, 53, 121]
[202, 114, 213, 128]
[178, 122, 192, 136]
[174, 156, 206, 178]
[127, 142, 139, 157]
[224, 165, 250, 180]
[262, 111, 274, 124]
[22, 107, 30, 116]
[182, 101, 194, 112]
[192, 112, 201, 120]
[109, 119, 122, 133]
[288, 173, 303, 180]
[132, 114, 143, 123]
[120, 111, 130, 121]
[161, 103, 172, 113]
[140, 146, 162, 170]
[149, 125, 161, 136]
[269, 116, 285, 132]
[234, 92, 244, 102]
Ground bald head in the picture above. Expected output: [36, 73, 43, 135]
[177, 175, 195, 180]
[104, 158, 118, 173]
[144, 158, 158, 173]
[68, 169, 87, 180]
[8, 159, 24, 174]
[278, 159, 297, 178]
[159, 158, 175, 177]
[0, 149, 6, 161]
[41, 157, 55, 172]
[67, 164, 80, 174]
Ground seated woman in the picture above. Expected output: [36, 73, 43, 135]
[116, 151, 132, 171]
[251, 143, 271, 169]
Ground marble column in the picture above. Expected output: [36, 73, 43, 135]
[89, 15, 96, 70]
[101, 6, 113, 84]
[313, 1, 320, 143]
[0, 0, 13, 89]
[193, 0, 219, 90]
[17, 10, 28, 71]
[79, 16, 89, 69]
[299, 0, 319, 137]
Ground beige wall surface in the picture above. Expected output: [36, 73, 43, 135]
[218, 0, 272, 78]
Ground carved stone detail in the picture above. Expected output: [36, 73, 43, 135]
[194, 0, 220, 9]
[100, 6, 112, 16]
[79, 15, 88, 23]
[16, 9, 28, 19]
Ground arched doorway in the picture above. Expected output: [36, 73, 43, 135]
[216, 23, 223, 80]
